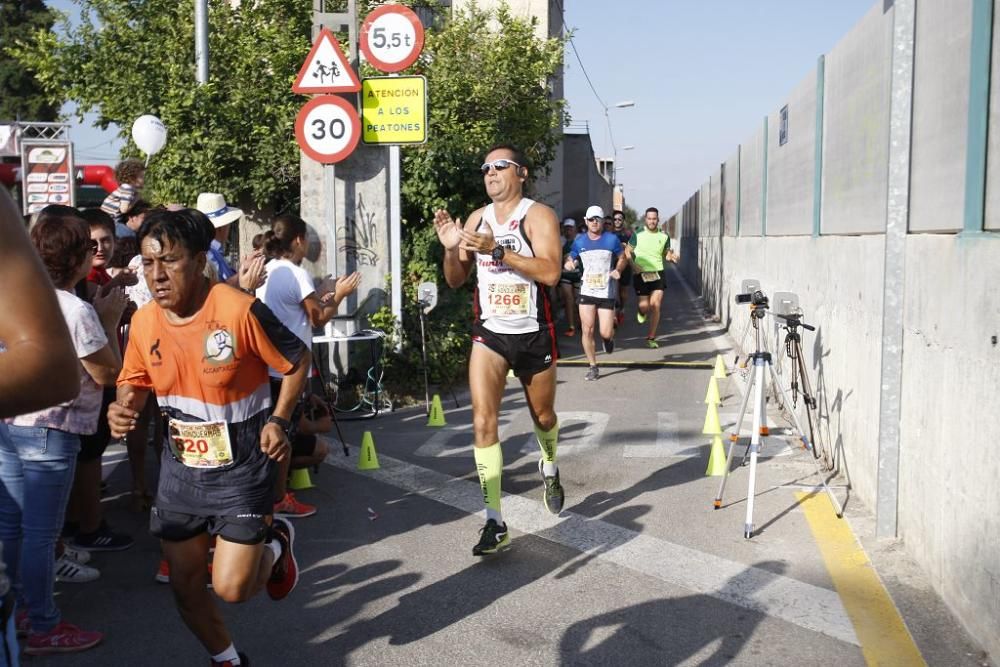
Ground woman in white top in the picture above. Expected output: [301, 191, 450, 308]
[256, 213, 360, 517]
[0, 206, 126, 656]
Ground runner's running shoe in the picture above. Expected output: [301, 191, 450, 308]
[54, 556, 100, 583]
[637, 311, 647, 324]
[156, 559, 213, 588]
[211, 652, 250, 666]
[274, 491, 317, 519]
[602, 337, 615, 354]
[25, 622, 103, 656]
[538, 458, 565, 515]
[646, 337, 659, 349]
[267, 518, 298, 600]
[563, 327, 576, 337]
[585, 366, 600, 381]
[472, 519, 510, 556]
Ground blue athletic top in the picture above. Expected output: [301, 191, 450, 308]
[568, 232, 623, 300]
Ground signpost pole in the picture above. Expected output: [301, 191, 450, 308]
[389, 143, 401, 338]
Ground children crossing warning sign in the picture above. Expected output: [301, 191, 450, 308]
[360, 76, 427, 145]
[292, 27, 361, 94]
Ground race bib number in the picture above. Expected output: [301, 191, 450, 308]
[485, 283, 530, 317]
[168, 419, 234, 469]
[641, 272, 660, 283]
[584, 271, 609, 291]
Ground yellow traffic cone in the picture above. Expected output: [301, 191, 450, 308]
[705, 435, 728, 476]
[713, 354, 728, 379]
[427, 394, 446, 427]
[357, 431, 380, 470]
[288, 466, 315, 490]
[704, 376, 722, 405]
[702, 402, 722, 435]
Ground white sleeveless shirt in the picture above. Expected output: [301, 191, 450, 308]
[474, 197, 549, 335]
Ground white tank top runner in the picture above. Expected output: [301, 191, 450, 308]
[475, 197, 548, 335]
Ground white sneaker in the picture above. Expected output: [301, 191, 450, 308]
[62, 546, 91, 564]
[54, 556, 100, 583]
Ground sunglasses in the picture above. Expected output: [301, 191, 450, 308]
[613, 217, 624, 222]
[586, 217, 602, 222]
[480, 159, 523, 175]
[87, 239, 99, 253]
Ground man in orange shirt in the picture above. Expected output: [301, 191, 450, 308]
[108, 209, 310, 667]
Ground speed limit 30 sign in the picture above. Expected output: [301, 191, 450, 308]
[294, 96, 361, 164]
[360, 4, 425, 73]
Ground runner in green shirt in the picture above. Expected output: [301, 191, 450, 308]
[627, 207, 677, 348]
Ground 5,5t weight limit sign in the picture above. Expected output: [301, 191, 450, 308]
[360, 4, 425, 73]
[294, 95, 361, 164]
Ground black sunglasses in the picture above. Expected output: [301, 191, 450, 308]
[87, 239, 99, 252]
[480, 159, 523, 175]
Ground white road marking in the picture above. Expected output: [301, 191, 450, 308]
[519, 411, 607, 455]
[624, 411, 702, 458]
[413, 408, 528, 457]
[325, 451, 858, 646]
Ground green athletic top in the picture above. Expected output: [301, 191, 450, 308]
[628, 230, 670, 272]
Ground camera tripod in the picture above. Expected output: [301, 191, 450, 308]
[714, 304, 843, 539]
[773, 313, 825, 463]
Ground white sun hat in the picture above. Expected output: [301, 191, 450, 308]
[196, 192, 243, 228]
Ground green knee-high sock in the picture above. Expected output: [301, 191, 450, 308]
[534, 422, 559, 474]
[473, 443, 503, 523]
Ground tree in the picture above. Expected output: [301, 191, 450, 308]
[8, 0, 313, 210]
[0, 1, 58, 121]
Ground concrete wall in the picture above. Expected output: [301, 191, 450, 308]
[766, 68, 816, 236]
[898, 236, 1000, 656]
[738, 123, 765, 236]
[671, 0, 1000, 658]
[987, 1, 1000, 231]
[908, 0, 971, 233]
[820, 3, 892, 235]
[723, 150, 739, 237]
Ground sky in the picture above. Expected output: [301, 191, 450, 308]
[54, 0, 878, 214]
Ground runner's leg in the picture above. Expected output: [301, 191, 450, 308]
[597, 306, 616, 342]
[647, 288, 664, 339]
[469, 343, 510, 552]
[163, 534, 231, 654]
[578, 303, 597, 367]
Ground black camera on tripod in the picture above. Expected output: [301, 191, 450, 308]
[735, 279, 768, 317]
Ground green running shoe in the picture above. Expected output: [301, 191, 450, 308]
[646, 337, 659, 349]
[472, 519, 510, 556]
[637, 311, 647, 324]
[538, 459, 565, 515]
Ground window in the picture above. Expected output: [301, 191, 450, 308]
[778, 105, 789, 146]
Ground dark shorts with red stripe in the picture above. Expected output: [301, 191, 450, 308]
[471, 321, 557, 378]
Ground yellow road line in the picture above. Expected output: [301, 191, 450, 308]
[797, 492, 926, 666]
[556, 359, 713, 369]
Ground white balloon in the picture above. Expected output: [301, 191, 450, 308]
[131, 115, 168, 156]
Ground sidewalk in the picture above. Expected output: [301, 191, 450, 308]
[40, 265, 993, 666]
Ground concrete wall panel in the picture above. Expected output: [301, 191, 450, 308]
[723, 150, 740, 236]
[739, 126, 765, 236]
[821, 4, 893, 234]
[898, 236, 1000, 661]
[766, 69, 817, 236]
[709, 168, 722, 238]
[909, 0, 971, 232]
[986, 1, 1000, 230]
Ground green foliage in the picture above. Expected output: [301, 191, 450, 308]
[8, 0, 312, 210]
[0, 1, 57, 121]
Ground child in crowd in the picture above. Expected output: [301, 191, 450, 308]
[100, 158, 146, 224]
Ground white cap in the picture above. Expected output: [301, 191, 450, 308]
[562, 218, 576, 227]
[585, 205, 605, 220]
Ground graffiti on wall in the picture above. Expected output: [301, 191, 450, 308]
[340, 193, 382, 267]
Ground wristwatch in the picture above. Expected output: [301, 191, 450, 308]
[266, 415, 292, 435]
[491, 244, 506, 262]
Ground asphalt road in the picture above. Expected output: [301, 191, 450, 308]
[35, 266, 992, 666]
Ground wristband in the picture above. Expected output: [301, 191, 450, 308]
[266, 415, 292, 434]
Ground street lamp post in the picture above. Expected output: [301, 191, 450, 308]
[607, 101, 635, 186]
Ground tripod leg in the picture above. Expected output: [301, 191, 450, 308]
[744, 357, 767, 538]
[714, 366, 755, 508]
[794, 341, 822, 460]
[767, 361, 844, 518]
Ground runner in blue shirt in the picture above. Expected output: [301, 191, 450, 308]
[565, 206, 628, 381]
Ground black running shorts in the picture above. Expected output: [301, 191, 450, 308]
[633, 270, 666, 296]
[578, 295, 616, 310]
[471, 322, 557, 378]
[150, 506, 269, 545]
